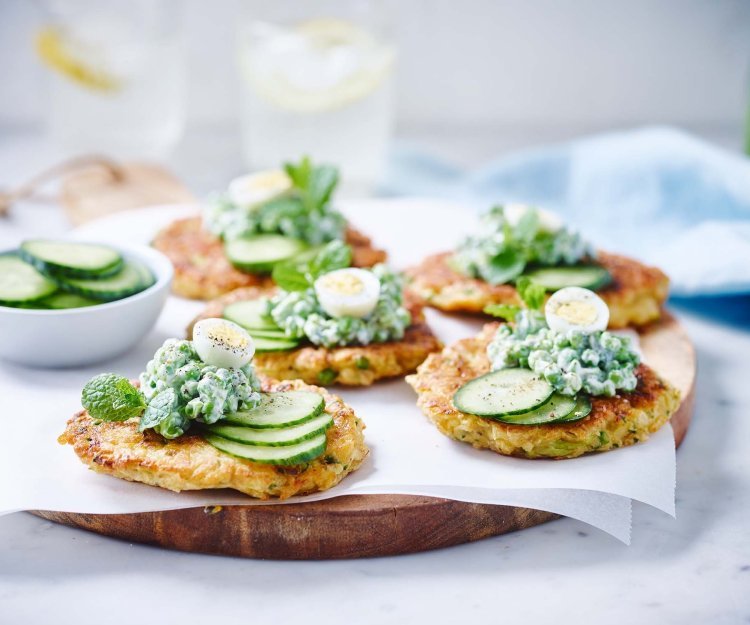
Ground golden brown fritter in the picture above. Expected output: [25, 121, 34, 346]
[152, 216, 388, 300]
[406, 323, 681, 459]
[59, 378, 368, 500]
[405, 251, 669, 328]
[189, 287, 443, 386]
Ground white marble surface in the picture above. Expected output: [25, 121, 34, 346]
[1, 128, 749, 624]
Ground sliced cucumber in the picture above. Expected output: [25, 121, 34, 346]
[205, 412, 333, 447]
[53, 260, 151, 301]
[203, 432, 327, 465]
[254, 336, 301, 352]
[132, 261, 156, 290]
[249, 328, 290, 340]
[493, 393, 577, 425]
[224, 235, 308, 273]
[40, 291, 100, 309]
[223, 391, 325, 429]
[554, 396, 593, 423]
[223, 299, 278, 331]
[0, 255, 57, 305]
[288, 245, 325, 264]
[521, 265, 612, 291]
[453, 368, 554, 417]
[20, 240, 123, 278]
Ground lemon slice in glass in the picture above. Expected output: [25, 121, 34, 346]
[35, 26, 121, 92]
[241, 18, 395, 113]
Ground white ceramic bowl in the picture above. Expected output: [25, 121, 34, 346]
[0, 244, 173, 368]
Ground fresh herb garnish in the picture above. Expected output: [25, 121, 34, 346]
[271, 263, 314, 292]
[206, 156, 346, 245]
[272, 240, 352, 292]
[81, 373, 146, 422]
[485, 248, 526, 285]
[515, 276, 547, 310]
[510, 208, 540, 244]
[483, 303, 521, 321]
[138, 387, 189, 439]
[484, 278, 547, 321]
[452, 205, 590, 285]
[284, 157, 339, 213]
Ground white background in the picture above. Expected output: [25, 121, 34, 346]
[2, 0, 750, 156]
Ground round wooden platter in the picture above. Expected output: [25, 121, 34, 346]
[32, 314, 695, 559]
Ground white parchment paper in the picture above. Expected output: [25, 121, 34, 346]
[0, 201, 680, 544]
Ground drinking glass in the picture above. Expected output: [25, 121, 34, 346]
[237, 0, 396, 195]
[37, 0, 186, 158]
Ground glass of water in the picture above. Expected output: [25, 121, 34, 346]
[237, 0, 396, 195]
[37, 0, 186, 158]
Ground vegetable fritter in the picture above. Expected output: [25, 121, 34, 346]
[152, 216, 387, 300]
[405, 251, 669, 328]
[59, 378, 368, 499]
[406, 323, 681, 459]
[189, 287, 443, 386]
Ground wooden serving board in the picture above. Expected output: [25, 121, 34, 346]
[33, 315, 695, 559]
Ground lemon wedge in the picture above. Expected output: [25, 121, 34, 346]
[241, 18, 395, 113]
[35, 26, 121, 92]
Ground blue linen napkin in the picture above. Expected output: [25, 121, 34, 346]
[382, 126, 750, 298]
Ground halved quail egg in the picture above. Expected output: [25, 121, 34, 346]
[228, 169, 292, 211]
[314, 268, 381, 319]
[192, 318, 255, 368]
[545, 287, 609, 334]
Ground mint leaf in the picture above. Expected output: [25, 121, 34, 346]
[516, 276, 547, 310]
[257, 197, 305, 227]
[483, 304, 520, 321]
[514, 208, 539, 243]
[484, 249, 526, 285]
[272, 240, 352, 292]
[272, 262, 312, 292]
[81, 373, 145, 422]
[284, 156, 312, 190]
[307, 165, 339, 210]
[138, 387, 189, 439]
[310, 240, 351, 276]
[283, 156, 339, 212]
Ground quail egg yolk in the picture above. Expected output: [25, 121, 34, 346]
[553, 301, 599, 327]
[205, 324, 250, 350]
[314, 268, 381, 319]
[318, 272, 365, 295]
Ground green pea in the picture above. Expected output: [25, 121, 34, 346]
[317, 368, 338, 385]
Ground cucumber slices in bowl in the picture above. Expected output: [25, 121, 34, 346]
[20, 240, 123, 278]
[202, 390, 333, 465]
[0, 255, 57, 306]
[453, 368, 592, 426]
[0, 240, 156, 309]
[52, 259, 154, 301]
